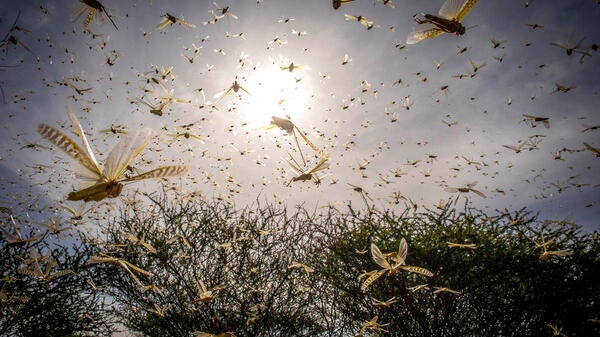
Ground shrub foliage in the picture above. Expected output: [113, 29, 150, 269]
[2, 193, 598, 337]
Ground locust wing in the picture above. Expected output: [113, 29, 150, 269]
[156, 18, 171, 30]
[308, 153, 330, 174]
[71, 3, 88, 22]
[360, 269, 387, 292]
[103, 128, 154, 181]
[177, 18, 196, 28]
[407, 23, 444, 44]
[439, 0, 478, 22]
[66, 108, 102, 175]
[470, 188, 487, 199]
[370, 243, 392, 270]
[122, 165, 188, 182]
[37, 124, 103, 183]
[213, 87, 232, 102]
[400, 265, 434, 277]
[444, 187, 460, 193]
[393, 238, 407, 266]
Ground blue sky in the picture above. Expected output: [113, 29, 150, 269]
[0, 0, 598, 231]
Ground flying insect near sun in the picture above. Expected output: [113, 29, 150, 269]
[37, 108, 188, 202]
[407, 0, 479, 44]
[213, 79, 250, 103]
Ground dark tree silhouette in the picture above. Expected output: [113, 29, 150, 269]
[89, 192, 332, 337]
[312, 201, 600, 337]
[0, 208, 114, 337]
[7, 192, 596, 337]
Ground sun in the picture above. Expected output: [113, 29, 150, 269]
[238, 65, 311, 129]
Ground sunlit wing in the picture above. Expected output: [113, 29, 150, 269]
[189, 134, 207, 142]
[290, 130, 307, 166]
[213, 87, 232, 101]
[67, 107, 102, 174]
[361, 269, 387, 292]
[238, 85, 250, 95]
[406, 24, 444, 44]
[395, 238, 407, 265]
[37, 124, 103, 180]
[360, 18, 374, 29]
[156, 18, 171, 30]
[91, 7, 106, 27]
[400, 265, 433, 277]
[71, 4, 87, 22]
[308, 153, 330, 174]
[178, 19, 197, 28]
[296, 64, 311, 71]
[285, 157, 305, 175]
[122, 165, 188, 182]
[370, 243, 392, 269]
[173, 97, 190, 103]
[103, 128, 154, 181]
[82, 9, 97, 30]
[502, 144, 520, 152]
[439, 0, 478, 22]
[470, 189, 487, 198]
[294, 127, 320, 154]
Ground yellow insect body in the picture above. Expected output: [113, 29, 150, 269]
[407, 0, 478, 44]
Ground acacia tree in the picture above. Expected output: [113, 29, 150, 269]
[0, 209, 114, 337]
[76, 192, 599, 337]
[312, 201, 600, 337]
[89, 192, 332, 337]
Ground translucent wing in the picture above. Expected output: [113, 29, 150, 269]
[92, 7, 105, 27]
[308, 153, 330, 174]
[470, 189, 487, 199]
[122, 165, 188, 182]
[396, 238, 407, 265]
[82, 9, 97, 30]
[66, 108, 102, 175]
[400, 265, 434, 277]
[370, 243, 392, 269]
[178, 19, 196, 28]
[466, 181, 478, 188]
[295, 127, 321, 154]
[103, 128, 154, 181]
[213, 87, 232, 101]
[454, 0, 478, 22]
[238, 85, 251, 95]
[406, 23, 444, 44]
[361, 269, 387, 292]
[285, 156, 305, 175]
[156, 18, 171, 30]
[71, 3, 87, 22]
[37, 124, 103, 180]
[439, 0, 478, 22]
[439, 0, 465, 19]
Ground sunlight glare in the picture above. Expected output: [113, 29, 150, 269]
[240, 66, 310, 128]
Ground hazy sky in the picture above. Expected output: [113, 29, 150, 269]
[0, 0, 598, 230]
